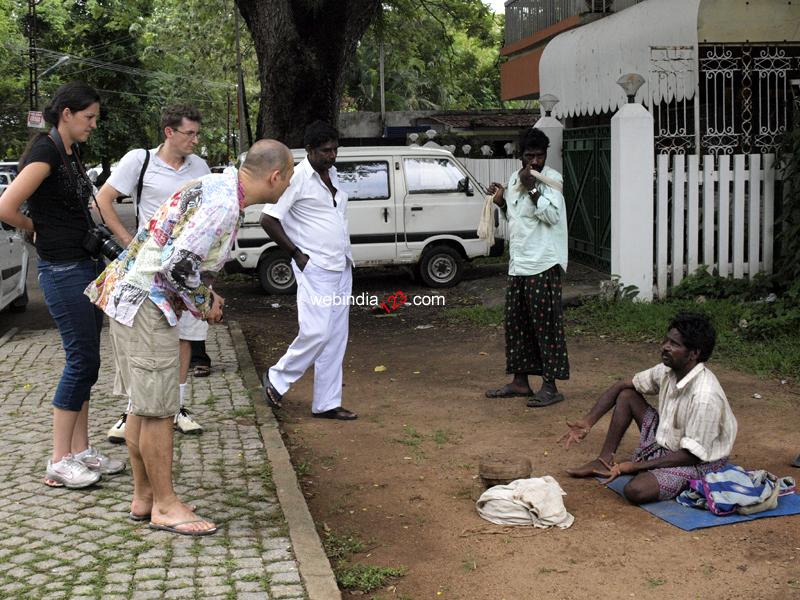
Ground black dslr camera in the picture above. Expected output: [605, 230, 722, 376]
[83, 223, 124, 261]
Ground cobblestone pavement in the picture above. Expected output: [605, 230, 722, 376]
[0, 324, 307, 600]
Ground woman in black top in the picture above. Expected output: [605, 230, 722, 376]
[0, 81, 125, 489]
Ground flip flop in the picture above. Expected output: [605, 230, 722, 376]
[527, 391, 565, 407]
[130, 504, 197, 522]
[193, 365, 211, 378]
[148, 519, 217, 537]
[312, 407, 358, 420]
[485, 386, 533, 398]
[262, 373, 283, 409]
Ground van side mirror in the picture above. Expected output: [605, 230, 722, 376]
[457, 177, 474, 197]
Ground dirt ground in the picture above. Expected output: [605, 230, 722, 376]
[218, 263, 800, 600]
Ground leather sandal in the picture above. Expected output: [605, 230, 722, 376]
[312, 407, 358, 420]
[262, 373, 283, 409]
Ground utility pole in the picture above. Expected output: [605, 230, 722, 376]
[27, 0, 38, 112]
[379, 39, 386, 130]
[234, 3, 250, 155]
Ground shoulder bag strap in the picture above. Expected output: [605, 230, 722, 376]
[134, 149, 150, 226]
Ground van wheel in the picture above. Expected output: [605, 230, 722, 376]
[418, 245, 463, 288]
[257, 251, 297, 295]
[9, 285, 28, 313]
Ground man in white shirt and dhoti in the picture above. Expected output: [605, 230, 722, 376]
[259, 121, 357, 421]
[560, 312, 737, 504]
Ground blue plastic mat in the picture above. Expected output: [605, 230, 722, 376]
[605, 475, 800, 531]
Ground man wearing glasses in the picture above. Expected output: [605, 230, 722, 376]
[259, 121, 358, 421]
[95, 105, 211, 441]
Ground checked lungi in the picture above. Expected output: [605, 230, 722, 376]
[504, 265, 569, 380]
[633, 406, 728, 500]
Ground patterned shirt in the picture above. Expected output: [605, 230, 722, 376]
[504, 166, 568, 276]
[85, 169, 243, 327]
[633, 362, 737, 462]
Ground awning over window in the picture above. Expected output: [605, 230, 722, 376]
[539, 0, 701, 118]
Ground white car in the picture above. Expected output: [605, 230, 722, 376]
[0, 171, 14, 197]
[0, 221, 29, 312]
[228, 146, 506, 294]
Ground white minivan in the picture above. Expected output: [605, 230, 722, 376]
[228, 146, 506, 294]
[0, 221, 29, 313]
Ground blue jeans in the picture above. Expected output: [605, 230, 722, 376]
[38, 259, 104, 411]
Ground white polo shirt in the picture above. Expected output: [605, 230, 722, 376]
[107, 147, 211, 228]
[633, 362, 737, 463]
[262, 157, 352, 272]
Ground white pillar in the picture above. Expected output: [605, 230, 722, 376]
[534, 115, 564, 174]
[611, 103, 654, 301]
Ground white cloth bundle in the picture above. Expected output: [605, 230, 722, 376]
[477, 194, 495, 245]
[476, 476, 574, 529]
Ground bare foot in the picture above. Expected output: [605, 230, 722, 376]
[131, 497, 196, 519]
[150, 501, 216, 535]
[566, 458, 612, 478]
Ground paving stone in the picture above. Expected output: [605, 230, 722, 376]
[270, 584, 306, 598]
[0, 327, 310, 600]
[270, 571, 303, 584]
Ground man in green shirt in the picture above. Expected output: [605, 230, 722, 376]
[485, 128, 570, 407]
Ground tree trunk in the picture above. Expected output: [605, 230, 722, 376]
[236, 0, 382, 148]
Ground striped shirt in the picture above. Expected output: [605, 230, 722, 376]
[633, 362, 737, 462]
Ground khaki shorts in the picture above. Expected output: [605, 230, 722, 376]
[109, 300, 180, 418]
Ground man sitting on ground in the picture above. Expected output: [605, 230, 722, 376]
[560, 312, 737, 504]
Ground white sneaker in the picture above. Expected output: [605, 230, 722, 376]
[174, 407, 203, 434]
[107, 413, 126, 444]
[45, 454, 101, 489]
[74, 446, 126, 475]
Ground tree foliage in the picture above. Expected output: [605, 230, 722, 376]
[344, 0, 502, 112]
[0, 0, 504, 158]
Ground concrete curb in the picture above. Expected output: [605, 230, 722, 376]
[0, 327, 18, 348]
[228, 320, 342, 600]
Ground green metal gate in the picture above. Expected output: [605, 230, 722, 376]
[563, 126, 611, 272]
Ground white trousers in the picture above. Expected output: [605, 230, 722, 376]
[269, 260, 352, 414]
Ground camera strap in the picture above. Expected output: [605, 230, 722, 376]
[48, 127, 110, 228]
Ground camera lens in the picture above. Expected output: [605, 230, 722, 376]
[100, 237, 124, 261]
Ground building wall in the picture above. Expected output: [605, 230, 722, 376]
[499, 15, 582, 101]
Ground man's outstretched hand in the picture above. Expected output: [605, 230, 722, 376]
[559, 418, 591, 449]
[598, 459, 636, 484]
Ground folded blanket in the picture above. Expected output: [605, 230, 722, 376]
[676, 464, 796, 516]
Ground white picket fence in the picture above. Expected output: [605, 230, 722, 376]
[655, 153, 777, 299]
[457, 158, 518, 191]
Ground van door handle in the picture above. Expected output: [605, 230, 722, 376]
[382, 208, 389, 222]
[411, 206, 423, 212]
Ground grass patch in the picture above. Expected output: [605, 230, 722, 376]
[295, 460, 312, 477]
[394, 425, 425, 461]
[231, 406, 255, 418]
[431, 428, 458, 447]
[567, 297, 800, 379]
[646, 577, 667, 588]
[335, 564, 406, 592]
[462, 557, 478, 572]
[444, 305, 503, 327]
[322, 531, 365, 561]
